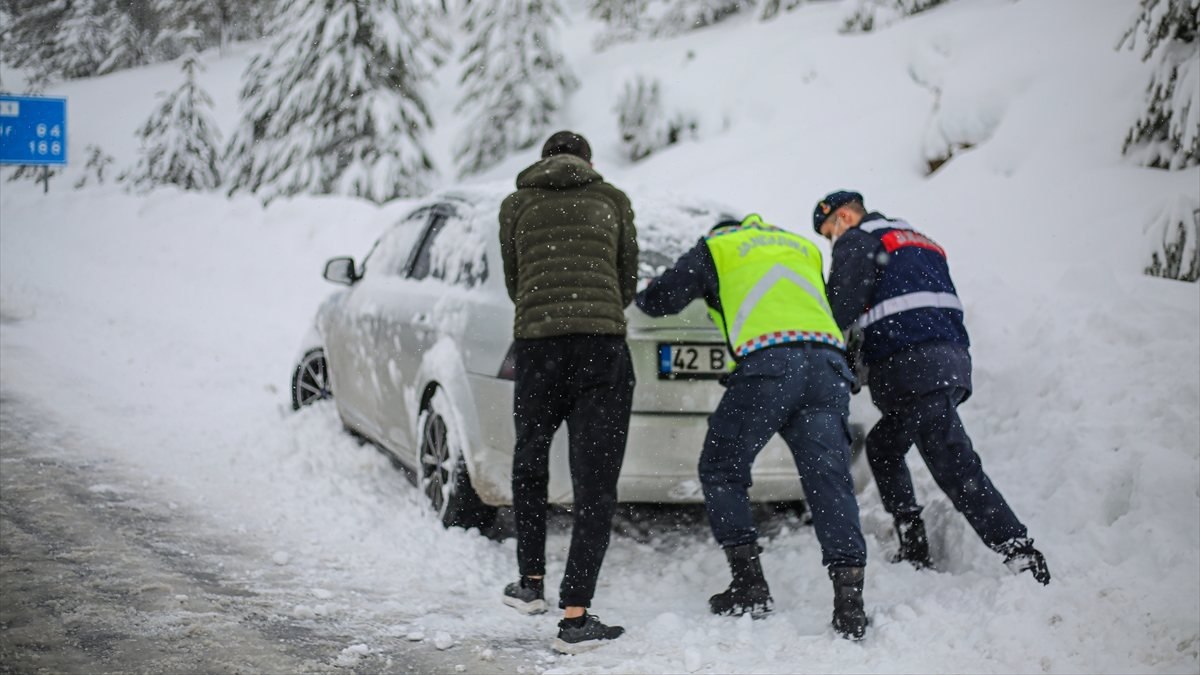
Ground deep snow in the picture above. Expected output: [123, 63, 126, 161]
[2, 0, 1198, 673]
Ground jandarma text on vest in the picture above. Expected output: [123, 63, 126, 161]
[736, 234, 809, 258]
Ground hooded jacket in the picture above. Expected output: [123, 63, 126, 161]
[500, 154, 639, 339]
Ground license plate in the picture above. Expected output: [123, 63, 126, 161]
[658, 343, 729, 380]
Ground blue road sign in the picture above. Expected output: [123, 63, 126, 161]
[0, 95, 68, 165]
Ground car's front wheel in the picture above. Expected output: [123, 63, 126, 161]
[291, 348, 332, 410]
[418, 389, 497, 531]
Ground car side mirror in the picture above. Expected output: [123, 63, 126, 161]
[323, 257, 358, 285]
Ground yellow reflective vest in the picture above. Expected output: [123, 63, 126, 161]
[704, 214, 844, 359]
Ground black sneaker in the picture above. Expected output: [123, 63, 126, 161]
[552, 613, 625, 654]
[502, 576, 547, 614]
[998, 538, 1051, 585]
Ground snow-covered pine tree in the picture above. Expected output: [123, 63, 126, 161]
[56, 0, 110, 79]
[1119, 0, 1200, 170]
[153, 0, 274, 56]
[74, 144, 116, 188]
[410, 0, 452, 67]
[615, 73, 698, 161]
[841, 0, 948, 34]
[653, 0, 754, 37]
[1144, 195, 1200, 281]
[454, 0, 577, 177]
[99, 0, 161, 74]
[759, 0, 802, 21]
[225, 0, 436, 204]
[590, 0, 649, 51]
[0, 0, 71, 85]
[617, 75, 665, 160]
[124, 47, 222, 193]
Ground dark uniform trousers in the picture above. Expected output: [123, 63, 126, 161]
[700, 343, 867, 568]
[866, 342, 1027, 549]
[511, 335, 635, 609]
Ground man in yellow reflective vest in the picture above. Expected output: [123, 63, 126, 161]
[636, 214, 868, 641]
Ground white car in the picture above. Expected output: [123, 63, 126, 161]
[291, 187, 867, 530]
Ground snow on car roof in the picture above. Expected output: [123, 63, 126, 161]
[424, 184, 742, 279]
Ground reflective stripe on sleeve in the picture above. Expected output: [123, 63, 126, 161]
[855, 291, 963, 329]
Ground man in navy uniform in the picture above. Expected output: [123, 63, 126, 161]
[815, 190, 1050, 585]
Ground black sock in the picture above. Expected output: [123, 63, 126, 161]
[562, 614, 588, 627]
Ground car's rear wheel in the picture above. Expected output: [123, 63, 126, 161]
[418, 389, 497, 531]
[292, 348, 332, 410]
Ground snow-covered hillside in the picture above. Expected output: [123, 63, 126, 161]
[2, 1, 1198, 673]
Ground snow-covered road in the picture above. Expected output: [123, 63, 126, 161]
[0, 392, 534, 674]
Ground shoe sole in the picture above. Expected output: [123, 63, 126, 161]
[710, 604, 773, 620]
[501, 595, 547, 615]
[551, 637, 616, 655]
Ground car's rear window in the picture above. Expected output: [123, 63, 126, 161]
[634, 200, 739, 279]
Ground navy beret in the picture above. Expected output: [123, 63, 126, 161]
[813, 190, 864, 233]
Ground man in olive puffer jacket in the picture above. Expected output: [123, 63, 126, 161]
[498, 131, 639, 654]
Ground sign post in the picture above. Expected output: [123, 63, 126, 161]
[0, 95, 68, 193]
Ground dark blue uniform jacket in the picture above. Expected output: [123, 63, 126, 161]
[828, 212, 969, 366]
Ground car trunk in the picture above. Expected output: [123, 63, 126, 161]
[626, 299, 728, 414]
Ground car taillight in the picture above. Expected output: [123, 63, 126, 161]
[497, 343, 516, 380]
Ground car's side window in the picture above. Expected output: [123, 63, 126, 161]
[407, 213, 448, 281]
[361, 207, 434, 278]
[407, 207, 489, 288]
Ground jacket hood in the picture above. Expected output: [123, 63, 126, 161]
[516, 155, 603, 190]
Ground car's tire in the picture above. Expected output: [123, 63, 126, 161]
[418, 389, 498, 531]
[292, 348, 333, 411]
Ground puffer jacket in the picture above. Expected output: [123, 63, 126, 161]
[499, 154, 639, 339]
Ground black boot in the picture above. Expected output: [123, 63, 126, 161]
[708, 543, 774, 618]
[891, 514, 933, 569]
[995, 537, 1051, 585]
[829, 566, 867, 641]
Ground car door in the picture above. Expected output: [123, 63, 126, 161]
[323, 207, 435, 443]
[366, 202, 490, 462]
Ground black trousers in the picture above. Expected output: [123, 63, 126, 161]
[867, 343, 1027, 549]
[511, 335, 634, 609]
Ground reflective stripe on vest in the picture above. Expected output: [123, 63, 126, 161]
[855, 291, 963, 329]
[705, 215, 843, 358]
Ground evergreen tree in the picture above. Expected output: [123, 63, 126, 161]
[153, 0, 274, 56]
[759, 0, 802, 21]
[590, 0, 649, 50]
[1119, 0, 1200, 170]
[74, 144, 115, 189]
[615, 73, 698, 161]
[225, 0, 436, 204]
[99, 0, 161, 74]
[653, 0, 754, 37]
[1144, 196, 1200, 281]
[841, 0, 948, 33]
[56, 0, 110, 79]
[1, 0, 71, 85]
[411, 0, 452, 67]
[454, 0, 577, 177]
[124, 49, 223, 192]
